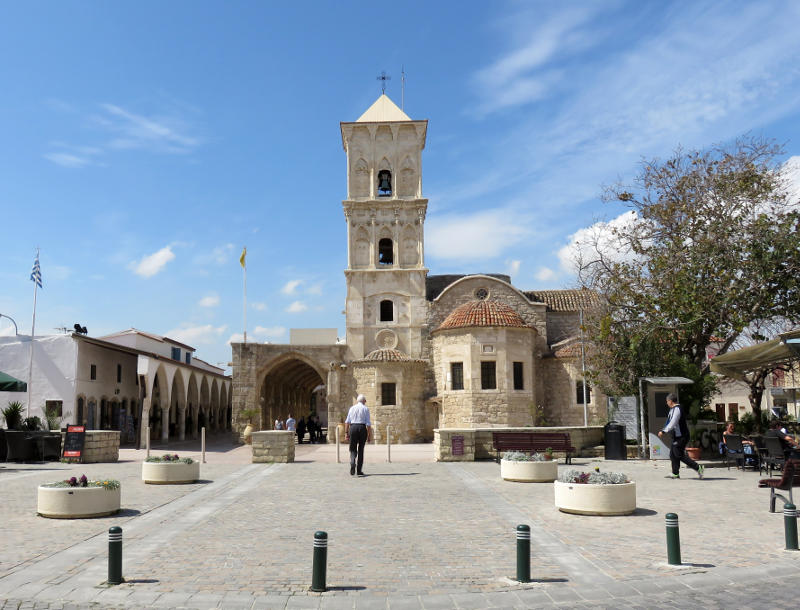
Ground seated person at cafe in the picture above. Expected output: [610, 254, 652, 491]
[722, 422, 757, 466]
[765, 420, 799, 458]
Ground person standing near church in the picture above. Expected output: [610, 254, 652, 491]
[345, 394, 371, 476]
[286, 414, 296, 433]
[658, 393, 704, 479]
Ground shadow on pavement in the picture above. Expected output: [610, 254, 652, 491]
[116, 509, 142, 517]
[359, 473, 420, 477]
[326, 586, 367, 592]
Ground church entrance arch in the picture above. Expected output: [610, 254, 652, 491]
[258, 354, 327, 437]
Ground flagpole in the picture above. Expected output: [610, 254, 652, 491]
[27, 247, 40, 418]
[240, 246, 247, 344]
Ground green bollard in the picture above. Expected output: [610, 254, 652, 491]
[311, 531, 328, 592]
[784, 504, 798, 551]
[665, 513, 681, 565]
[516, 524, 530, 583]
[108, 526, 123, 585]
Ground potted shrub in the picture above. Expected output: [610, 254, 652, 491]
[554, 467, 636, 515]
[38, 474, 121, 518]
[501, 451, 558, 482]
[240, 408, 259, 445]
[685, 428, 702, 461]
[142, 453, 199, 484]
[2, 401, 24, 430]
[544, 447, 554, 461]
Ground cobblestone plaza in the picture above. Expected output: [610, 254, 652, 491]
[1, 441, 799, 609]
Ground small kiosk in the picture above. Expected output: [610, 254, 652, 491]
[637, 376, 693, 459]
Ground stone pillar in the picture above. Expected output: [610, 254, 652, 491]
[192, 407, 199, 439]
[161, 406, 169, 442]
[178, 408, 186, 441]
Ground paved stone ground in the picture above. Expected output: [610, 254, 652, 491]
[1, 439, 799, 608]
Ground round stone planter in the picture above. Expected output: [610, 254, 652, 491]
[554, 481, 636, 516]
[501, 459, 558, 482]
[37, 485, 121, 519]
[142, 461, 200, 484]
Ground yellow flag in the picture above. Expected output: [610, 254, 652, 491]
[239, 247, 246, 269]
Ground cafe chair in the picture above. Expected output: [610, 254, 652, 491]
[761, 436, 787, 477]
[759, 459, 800, 512]
[723, 434, 747, 470]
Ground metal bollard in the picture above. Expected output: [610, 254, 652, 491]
[386, 425, 392, 463]
[665, 513, 681, 565]
[145, 426, 150, 458]
[516, 524, 530, 582]
[108, 526, 123, 585]
[201, 427, 206, 464]
[784, 503, 799, 550]
[335, 426, 340, 463]
[311, 531, 328, 592]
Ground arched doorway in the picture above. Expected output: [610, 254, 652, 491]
[259, 356, 327, 439]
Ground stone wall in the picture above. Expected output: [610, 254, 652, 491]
[251, 431, 295, 463]
[61, 430, 119, 463]
[539, 357, 607, 426]
[433, 426, 604, 461]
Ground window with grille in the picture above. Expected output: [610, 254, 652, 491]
[381, 382, 396, 405]
[576, 381, 591, 404]
[513, 362, 524, 390]
[481, 361, 496, 390]
[171, 346, 181, 361]
[451, 362, 464, 390]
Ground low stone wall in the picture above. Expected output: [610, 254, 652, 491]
[434, 426, 604, 462]
[60, 430, 120, 463]
[251, 431, 295, 463]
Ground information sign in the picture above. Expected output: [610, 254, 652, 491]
[63, 425, 86, 459]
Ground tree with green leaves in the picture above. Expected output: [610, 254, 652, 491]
[574, 136, 800, 425]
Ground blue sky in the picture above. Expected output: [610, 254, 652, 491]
[2, 1, 800, 371]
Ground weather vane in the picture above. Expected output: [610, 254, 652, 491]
[377, 70, 391, 94]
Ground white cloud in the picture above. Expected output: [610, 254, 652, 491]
[130, 246, 175, 278]
[165, 324, 227, 346]
[535, 267, 557, 282]
[427, 209, 531, 261]
[306, 282, 323, 296]
[99, 103, 200, 154]
[227, 333, 244, 345]
[48, 265, 72, 281]
[281, 279, 303, 295]
[286, 301, 308, 313]
[194, 243, 235, 266]
[199, 294, 220, 307]
[251, 302, 268, 311]
[505, 260, 521, 277]
[557, 211, 640, 276]
[43, 152, 91, 168]
[253, 325, 287, 340]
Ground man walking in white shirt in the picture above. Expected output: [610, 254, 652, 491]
[658, 393, 704, 479]
[286, 414, 296, 432]
[345, 394, 372, 476]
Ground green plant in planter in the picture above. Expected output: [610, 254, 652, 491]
[145, 453, 194, 464]
[544, 447, 554, 460]
[502, 451, 548, 462]
[559, 469, 629, 485]
[240, 408, 259, 424]
[43, 404, 70, 430]
[2, 401, 24, 430]
[42, 474, 120, 490]
[21, 416, 42, 431]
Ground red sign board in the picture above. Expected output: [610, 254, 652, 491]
[452, 435, 464, 456]
[63, 425, 86, 458]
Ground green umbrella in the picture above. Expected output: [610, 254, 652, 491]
[0, 371, 27, 392]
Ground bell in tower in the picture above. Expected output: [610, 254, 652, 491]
[377, 170, 392, 197]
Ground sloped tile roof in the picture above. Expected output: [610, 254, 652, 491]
[523, 288, 600, 312]
[354, 348, 426, 363]
[437, 300, 528, 331]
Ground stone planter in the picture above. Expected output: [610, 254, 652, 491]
[142, 461, 200, 484]
[37, 485, 121, 519]
[554, 481, 636, 516]
[501, 459, 558, 482]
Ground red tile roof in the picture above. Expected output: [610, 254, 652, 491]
[523, 288, 600, 312]
[437, 300, 528, 331]
[354, 348, 426, 363]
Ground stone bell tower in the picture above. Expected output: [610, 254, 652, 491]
[341, 95, 429, 360]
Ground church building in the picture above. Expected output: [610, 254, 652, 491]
[231, 95, 605, 442]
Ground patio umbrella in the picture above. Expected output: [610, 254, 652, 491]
[709, 329, 800, 381]
[0, 371, 27, 392]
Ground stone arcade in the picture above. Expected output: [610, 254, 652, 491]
[232, 95, 605, 443]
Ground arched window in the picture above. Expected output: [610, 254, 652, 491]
[380, 300, 394, 322]
[378, 238, 393, 265]
[377, 170, 392, 196]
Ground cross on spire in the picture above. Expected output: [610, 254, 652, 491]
[377, 70, 391, 94]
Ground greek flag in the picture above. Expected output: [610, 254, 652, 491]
[30, 254, 42, 288]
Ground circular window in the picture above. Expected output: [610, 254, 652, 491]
[375, 329, 398, 349]
[475, 288, 489, 300]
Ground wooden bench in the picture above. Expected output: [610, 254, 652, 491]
[492, 431, 575, 464]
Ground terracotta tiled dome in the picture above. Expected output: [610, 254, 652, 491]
[437, 300, 528, 331]
[354, 348, 425, 363]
